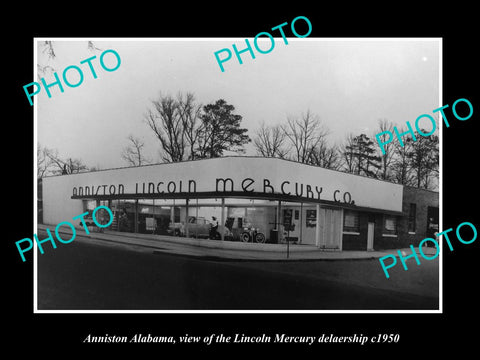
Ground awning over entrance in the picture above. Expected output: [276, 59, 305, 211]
[71, 190, 403, 216]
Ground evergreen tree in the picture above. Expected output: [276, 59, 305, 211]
[196, 99, 251, 158]
[343, 134, 381, 177]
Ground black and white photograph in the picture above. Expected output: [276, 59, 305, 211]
[6, 7, 479, 355]
[34, 38, 440, 312]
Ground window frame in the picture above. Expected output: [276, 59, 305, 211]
[383, 215, 398, 236]
[343, 210, 360, 233]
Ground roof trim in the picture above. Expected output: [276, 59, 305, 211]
[46, 155, 406, 187]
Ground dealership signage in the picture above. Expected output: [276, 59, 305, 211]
[61, 157, 402, 212]
[72, 177, 354, 204]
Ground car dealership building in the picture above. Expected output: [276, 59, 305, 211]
[40, 156, 439, 251]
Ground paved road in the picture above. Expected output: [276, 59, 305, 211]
[37, 234, 439, 311]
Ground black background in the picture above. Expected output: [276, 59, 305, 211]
[6, 4, 479, 356]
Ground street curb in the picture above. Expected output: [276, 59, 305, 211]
[100, 229, 323, 253]
[38, 224, 324, 253]
[150, 249, 380, 262]
[37, 224, 419, 261]
[70, 233, 380, 262]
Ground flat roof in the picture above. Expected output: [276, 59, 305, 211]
[44, 155, 418, 188]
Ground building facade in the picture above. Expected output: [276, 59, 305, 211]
[341, 186, 439, 251]
[40, 157, 438, 251]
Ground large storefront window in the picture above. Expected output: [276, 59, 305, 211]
[110, 199, 135, 233]
[75, 197, 345, 247]
[105, 199, 182, 234]
[137, 199, 177, 235]
[226, 204, 276, 242]
[80, 200, 111, 231]
[83, 200, 96, 212]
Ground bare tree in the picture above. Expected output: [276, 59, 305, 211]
[37, 41, 56, 80]
[177, 92, 203, 160]
[44, 148, 88, 175]
[87, 41, 103, 52]
[253, 122, 288, 158]
[63, 158, 88, 174]
[375, 119, 396, 181]
[38, 145, 91, 176]
[145, 94, 186, 162]
[308, 142, 341, 170]
[37, 144, 54, 178]
[281, 110, 329, 163]
[408, 134, 439, 189]
[145, 93, 250, 162]
[122, 135, 149, 166]
[37, 40, 102, 80]
[340, 133, 356, 173]
[390, 138, 415, 186]
[37, 64, 56, 81]
[89, 164, 102, 172]
[42, 41, 56, 60]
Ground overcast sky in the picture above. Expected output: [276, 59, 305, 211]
[36, 38, 440, 170]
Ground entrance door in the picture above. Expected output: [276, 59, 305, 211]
[367, 222, 375, 251]
[321, 208, 342, 250]
[301, 207, 342, 249]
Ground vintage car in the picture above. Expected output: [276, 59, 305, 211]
[225, 216, 266, 243]
[167, 216, 231, 240]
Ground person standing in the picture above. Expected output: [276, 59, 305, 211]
[210, 216, 219, 239]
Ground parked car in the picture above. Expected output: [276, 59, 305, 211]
[168, 216, 231, 240]
[225, 216, 266, 243]
[76, 210, 106, 233]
